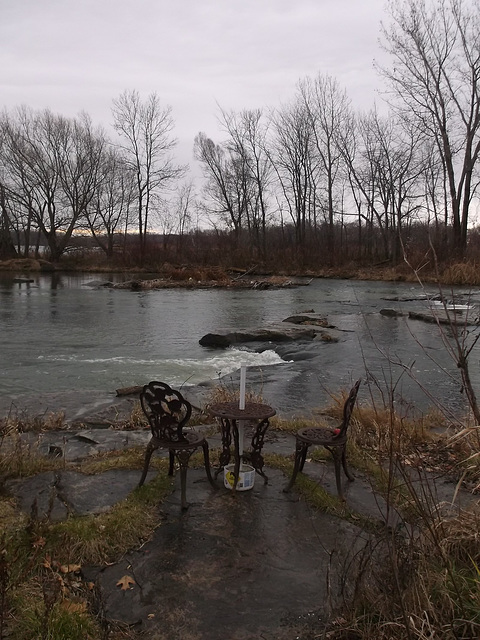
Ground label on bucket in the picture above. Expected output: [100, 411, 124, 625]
[224, 465, 255, 491]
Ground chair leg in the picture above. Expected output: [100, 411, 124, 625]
[332, 448, 345, 500]
[176, 449, 194, 510]
[180, 464, 188, 510]
[284, 440, 309, 492]
[202, 441, 217, 489]
[138, 440, 157, 487]
[298, 442, 309, 472]
[168, 450, 175, 476]
[341, 446, 355, 482]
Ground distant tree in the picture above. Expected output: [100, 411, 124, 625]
[0, 122, 17, 258]
[298, 74, 351, 256]
[194, 132, 248, 240]
[269, 98, 316, 250]
[176, 181, 195, 236]
[112, 90, 185, 263]
[55, 112, 107, 256]
[340, 110, 425, 262]
[378, 0, 480, 254]
[0, 107, 105, 261]
[0, 182, 17, 259]
[219, 108, 273, 260]
[85, 146, 136, 258]
[421, 138, 450, 254]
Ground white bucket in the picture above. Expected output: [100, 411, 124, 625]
[223, 464, 255, 491]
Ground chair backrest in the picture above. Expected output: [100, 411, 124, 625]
[337, 379, 361, 437]
[140, 381, 192, 442]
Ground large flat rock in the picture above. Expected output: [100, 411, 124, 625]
[5, 426, 473, 639]
[199, 315, 341, 348]
[81, 468, 371, 639]
[199, 324, 318, 347]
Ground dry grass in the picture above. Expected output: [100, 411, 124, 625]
[349, 404, 435, 455]
[0, 496, 28, 533]
[0, 431, 66, 479]
[263, 387, 480, 639]
[346, 502, 480, 639]
[349, 403, 480, 491]
[311, 394, 480, 639]
[442, 261, 480, 286]
[162, 264, 231, 283]
[270, 414, 320, 433]
[110, 400, 148, 430]
[204, 380, 264, 407]
[1, 409, 66, 434]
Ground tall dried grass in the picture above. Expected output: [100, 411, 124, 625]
[326, 394, 480, 639]
[1, 410, 66, 434]
[442, 261, 480, 286]
[204, 380, 264, 407]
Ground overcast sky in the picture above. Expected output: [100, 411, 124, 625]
[1, 0, 389, 167]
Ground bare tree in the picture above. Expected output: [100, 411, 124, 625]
[0, 107, 105, 261]
[421, 139, 450, 253]
[112, 90, 185, 263]
[219, 108, 273, 260]
[378, 0, 480, 254]
[299, 74, 351, 256]
[269, 98, 316, 251]
[340, 110, 426, 262]
[85, 146, 136, 258]
[0, 183, 18, 259]
[174, 180, 195, 237]
[55, 112, 107, 255]
[0, 122, 18, 259]
[194, 132, 248, 239]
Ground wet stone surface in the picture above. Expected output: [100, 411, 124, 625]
[4, 425, 475, 639]
[6, 469, 155, 521]
[82, 469, 368, 640]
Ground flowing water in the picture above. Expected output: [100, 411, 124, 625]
[1, 271, 480, 419]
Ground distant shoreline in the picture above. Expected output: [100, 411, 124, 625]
[0, 256, 475, 287]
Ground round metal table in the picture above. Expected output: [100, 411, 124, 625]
[209, 402, 276, 490]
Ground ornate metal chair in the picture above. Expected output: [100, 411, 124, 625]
[139, 381, 216, 509]
[284, 379, 361, 500]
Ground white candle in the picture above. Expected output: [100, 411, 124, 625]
[239, 364, 246, 410]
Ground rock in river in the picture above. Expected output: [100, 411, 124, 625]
[199, 313, 339, 348]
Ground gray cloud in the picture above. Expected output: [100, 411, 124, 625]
[1, 0, 388, 164]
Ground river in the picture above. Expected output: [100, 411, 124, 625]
[1, 271, 479, 421]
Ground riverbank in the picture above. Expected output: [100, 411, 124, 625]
[2, 256, 480, 286]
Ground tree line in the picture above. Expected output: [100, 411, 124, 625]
[1, 0, 480, 270]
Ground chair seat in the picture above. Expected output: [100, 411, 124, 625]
[297, 427, 346, 446]
[150, 431, 205, 449]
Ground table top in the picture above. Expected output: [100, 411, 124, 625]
[209, 402, 276, 421]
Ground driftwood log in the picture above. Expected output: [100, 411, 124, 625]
[116, 385, 143, 397]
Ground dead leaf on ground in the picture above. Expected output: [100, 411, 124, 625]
[116, 575, 136, 590]
[33, 537, 46, 549]
[59, 563, 81, 574]
[60, 600, 87, 614]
